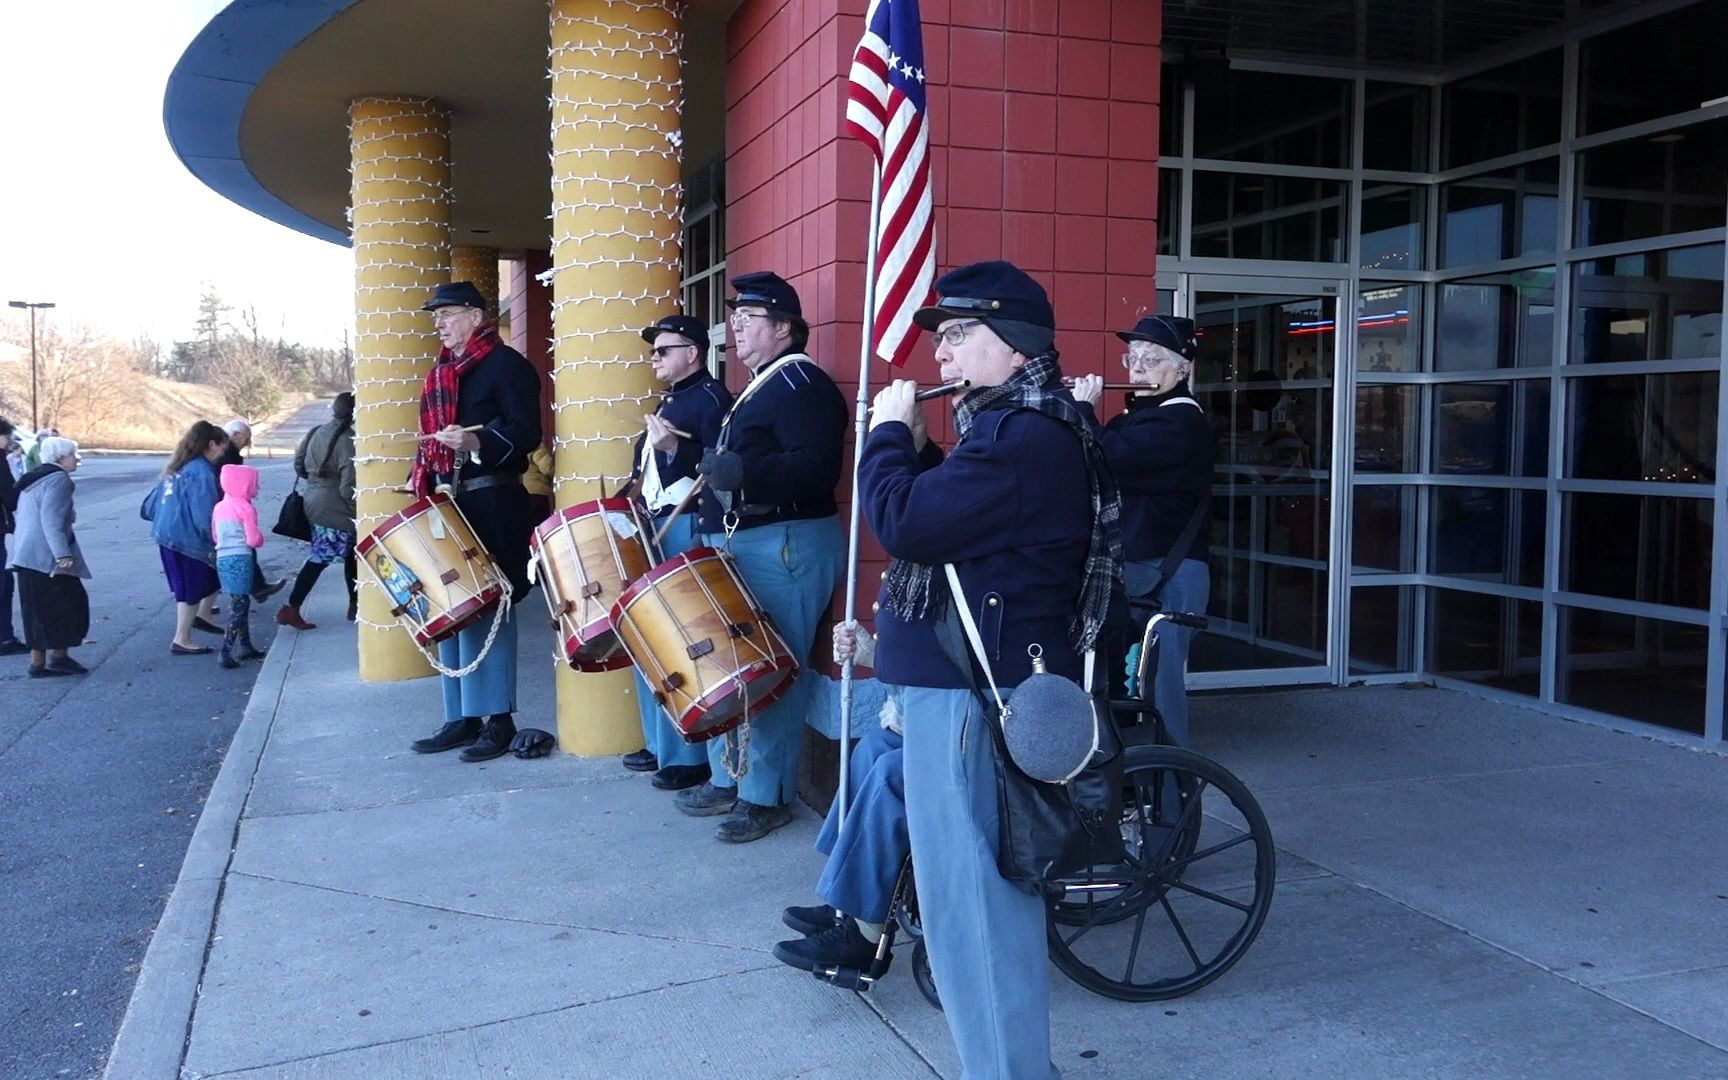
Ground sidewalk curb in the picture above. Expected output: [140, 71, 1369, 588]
[103, 631, 300, 1080]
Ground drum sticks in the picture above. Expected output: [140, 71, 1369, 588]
[651, 476, 708, 549]
[415, 424, 485, 442]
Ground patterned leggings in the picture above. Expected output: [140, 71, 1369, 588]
[222, 593, 254, 659]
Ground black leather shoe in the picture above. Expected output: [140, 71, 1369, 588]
[716, 800, 792, 843]
[46, 656, 88, 675]
[411, 717, 482, 754]
[460, 714, 517, 763]
[651, 764, 711, 791]
[674, 782, 737, 817]
[783, 903, 840, 936]
[193, 617, 223, 634]
[28, 665, 71, 679]
[0, 639, 29, 657]
[772, 920, 876, 973]
[622, 748, 659, 773]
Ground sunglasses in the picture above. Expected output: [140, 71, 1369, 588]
[651, 343, 697, 358]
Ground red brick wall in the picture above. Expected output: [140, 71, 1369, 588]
[502, 250, 555, 447]
[724, 0, 1163, 649]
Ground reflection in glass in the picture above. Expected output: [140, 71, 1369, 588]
[1577, 119, 1728, 248]
[1355, 386, 1416, 472]
[1353, 486, 1414, 572]
[1430, 487, 1546, 586]
[1572, 243, 1724, 364]
[1158, 168, 1180, 257]
[1580, 4, 1728, 134]
[1161, 63, 1184, 156]
[1440, 160, 1559, 267]
[1191, 290, 1337, 675]
[1441, 50, 1562, 169]
[1558, 608, 1707, 735]
[1363, 82, 1429, 172]
[1569, 373, 1717, 484]
[1427, 588, 1541, 697]
[1192, 173, 1347, 263]
[1433, 381, 1550, 476]
[1436, 274, 1555, 370]
[1192, 69, 1350, 168]
[1564, 493, 1713, 610]
[1361, 185, 1424, 270]
[1358, 285, 1421, 372]
[1350, 586, 1414, 675]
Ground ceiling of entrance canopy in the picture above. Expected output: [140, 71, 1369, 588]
[171, 0, 740, 250]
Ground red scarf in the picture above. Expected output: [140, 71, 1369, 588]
[410, 323, 499, 495]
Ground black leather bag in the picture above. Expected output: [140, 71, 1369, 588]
[273, 482, 313, 542]
[934, 585, 1125, 895]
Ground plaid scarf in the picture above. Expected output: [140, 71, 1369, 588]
[882, 353, 1123, 653]
[410, 323, 500, 495]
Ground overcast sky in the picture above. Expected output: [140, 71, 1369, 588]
[0, 1, 352, 351]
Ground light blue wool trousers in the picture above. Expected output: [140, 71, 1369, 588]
[1123, 557, 1210, 746]
[814, 724, 905, 923]
[696, 516, 843, 807]
[635, 513, 707, 767]
[438, 605, 519, 721]
[902, 684, 1060, 1080]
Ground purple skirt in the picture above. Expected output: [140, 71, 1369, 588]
[159, 546, 218, 604]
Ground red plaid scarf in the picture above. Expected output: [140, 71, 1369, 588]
[410, 323, 500, 495]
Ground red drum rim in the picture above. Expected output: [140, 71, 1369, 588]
[414, 586, 503, 647]
[610, 546, 726, 624]
[677, 654, 799, 742]
[356, 492, 451, 557]
[561, 629, 632, 672]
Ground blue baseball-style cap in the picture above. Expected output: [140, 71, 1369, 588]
[641, 314, 710, 349]
[1117, 315, 1198, 360]
[725, 271, 803, 320]
[421, 281, 488, 311]
[912, 260, 1055, 331]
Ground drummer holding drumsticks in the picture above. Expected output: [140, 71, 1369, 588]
[621, 314, 733, 791]
[684, 271, 848, 844]
[406, 281, 544, 764]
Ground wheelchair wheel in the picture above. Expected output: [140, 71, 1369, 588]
[1046, 744, 1274, 1002]
[910, 938, 942, 1009]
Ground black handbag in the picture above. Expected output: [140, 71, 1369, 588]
[934, 568, 1125, 896]
[273, 481, 313, 542]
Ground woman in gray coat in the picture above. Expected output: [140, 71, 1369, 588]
[277, 393, 358, 630]
[6, 436, 90, 676]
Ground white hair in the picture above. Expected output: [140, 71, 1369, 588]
[222, 419, 252, 437]
[1126, 341, 1189, 368]
[39, 436, 78, 464]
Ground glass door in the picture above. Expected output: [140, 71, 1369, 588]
[1185, 276, 1348, 687]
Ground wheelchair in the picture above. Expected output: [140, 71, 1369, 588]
[807, 610, 1276, 1008]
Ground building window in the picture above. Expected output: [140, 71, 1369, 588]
[1440, 160, 1560, 268]
[1363, 82, 1431, 173]
[1429, 487, 1546, 587]
[1440, 49, 1563, 169]
[681, 157, 726, 376]
[1191, 172, 1347, 262]
[1435, 273, 1556, 371]
[1576, 118, 1728, 249]
[1191, 69, 1351, 169]
[1433, 381, 1551, 477]
[1579, 4, 1728, 135]
[1571, 243, 1725, 365]
[1562, 493, 1714, 611]
[1426, 589, 1542, 697]
[1556, 608, 1707, 735]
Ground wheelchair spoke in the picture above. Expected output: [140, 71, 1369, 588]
[1145, 778, 1209, 865]
[1168, 879, 1255, 913]
[1159, 894, 1204, 973]
[1160, 831, 1253, 876]
[1060, 882, 1149, 946]
[1122, 889, 1153, 983]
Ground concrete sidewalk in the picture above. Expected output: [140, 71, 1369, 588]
[107, 579, 1728, 1079]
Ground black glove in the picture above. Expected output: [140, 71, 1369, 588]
[508, 728, 556, 759]
[698, 449, 745, 492]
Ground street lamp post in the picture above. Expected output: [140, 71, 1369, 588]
[7, 300, 56, 431]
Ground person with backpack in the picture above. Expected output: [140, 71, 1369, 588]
[277, 393, 358, 629]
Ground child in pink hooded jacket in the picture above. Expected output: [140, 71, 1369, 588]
[212, 464, 265, 668]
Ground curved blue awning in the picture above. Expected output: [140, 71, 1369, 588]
[163, 0, 361, 246]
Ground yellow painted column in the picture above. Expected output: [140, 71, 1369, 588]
[450, 246, 500, 312]
[548, 0, 684, 754]
[349, 96, 450, 682]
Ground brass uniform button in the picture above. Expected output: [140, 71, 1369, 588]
[986, 596, 1000, 607]
[879, 570, 888, 581]
[871, 601, 881, 614]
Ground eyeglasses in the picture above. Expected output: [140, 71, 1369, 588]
[1122, 351, 1160, 370]
[431, 308, 478, 324]
[932, 319, 984, 348]
[728, 310, 769, 328]
[650, 344, 696, 358]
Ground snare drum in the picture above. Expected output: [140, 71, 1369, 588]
[530, 498, 656, 671]
[611, 547, 799, 742]
[357, 493, 505, 647]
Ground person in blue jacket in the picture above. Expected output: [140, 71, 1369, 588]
[150, 420, 230, 655]
[621, 313, 733, 792]
[1072, 315, 1215, 746]
[860, 260, 1122, 1079]
[682, 271, 847, 844]
[405, 282, 544, 764]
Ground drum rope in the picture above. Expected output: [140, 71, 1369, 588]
[415, 590, 512, 679]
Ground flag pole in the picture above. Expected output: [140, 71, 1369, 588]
[836, 162, 885, 833]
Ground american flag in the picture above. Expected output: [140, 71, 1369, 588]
[844, 0, 936, 369]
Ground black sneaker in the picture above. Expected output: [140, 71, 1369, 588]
[27, 665, 70, 679]
[674, 782, 738, 817]
[716, 800, 792, 843]
[411, 718, 482, 754]
[783, 903, 840, 936]
[651, 764, 711, 791]
[772, 919, 876, 973]
[459, 714, 517, 763]
[0, 639, 29, 657]
[622, 748, 659, 773]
